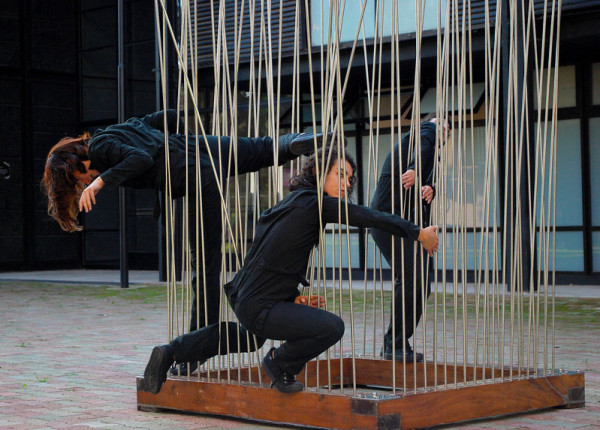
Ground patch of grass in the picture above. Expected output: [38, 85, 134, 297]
[0, 281, 170, 304]
[330, 287, 600, 327]
[35, 375, 49, 383]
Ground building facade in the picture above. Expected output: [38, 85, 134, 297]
[1, 0, 599, 284]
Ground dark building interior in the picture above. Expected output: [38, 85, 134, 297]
[0, 0, 162, 271]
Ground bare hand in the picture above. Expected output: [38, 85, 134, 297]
[79, 176, 105, 213]
[418, 225, 439, 257]
[402, 169, 415, 189]
[295, 295, 325, 308]
[422, 185, 434, 204]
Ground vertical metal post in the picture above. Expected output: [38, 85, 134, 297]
[501, 0, 531, 291]
[118, 0, 129, 288]
[156, 2, 166, 282]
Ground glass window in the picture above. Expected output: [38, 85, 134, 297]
[362, 132, 393, 206]
[365, 92, 412, 119]
[593, 63, 600, 106]
[533, 65, 576, 110]
[381, 0, 447, 36]
[593, 232, 600, 273]
[363, 125, 499, 270]
[441, 232, 502, 271]
[536, 231, 584, 272]
[322, 230, 361, 269]
[310, 1, 376, 46]
[365, 233, 391, 269]
[535, 119, 582, 226]
[590, 118, 600, 227]
[443, 126, 498, 228]
[310, 0, 446, 46]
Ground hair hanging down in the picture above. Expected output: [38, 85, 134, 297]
[41, 133, 91, 232]
[289, 147, 357, 198]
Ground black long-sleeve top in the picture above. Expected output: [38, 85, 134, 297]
[370, 122, 437, 216]
[87, 110, 186, 193]
[226, 188, 421, 314]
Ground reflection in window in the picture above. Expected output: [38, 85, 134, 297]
[533, 65, 576, 110]
[420, 82, 486, 113]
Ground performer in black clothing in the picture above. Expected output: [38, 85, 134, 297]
[370, 114, 449, 362]
[42, 109, 321, 374]
[143, 148, 439, 395]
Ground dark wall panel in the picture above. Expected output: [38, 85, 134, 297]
[79, 0, 159, 269]
[0, 2, 20, 68]
[85, 231, 119, 262]
[0, 72, 23, 269]
[30, 0, 77, 74]
[0, 238, 23, 263]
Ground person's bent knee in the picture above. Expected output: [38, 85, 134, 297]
[322, 314, 345, 346]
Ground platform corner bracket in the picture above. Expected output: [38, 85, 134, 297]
[566, 386, 585, 408]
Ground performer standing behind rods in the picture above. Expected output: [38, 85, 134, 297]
[143, 147, 439, 395]
[370, 114, 449, 362]
[41, 109, 320, 374]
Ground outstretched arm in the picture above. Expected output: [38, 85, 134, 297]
[322, 197, 421, 240]
[322, 198, 439, 255]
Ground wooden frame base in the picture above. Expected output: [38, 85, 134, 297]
[137, 358, 584, 429]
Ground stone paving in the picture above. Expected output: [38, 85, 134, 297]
[1, 280, 598, 429]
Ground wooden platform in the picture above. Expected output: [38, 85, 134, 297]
[137, 358, 584, 429]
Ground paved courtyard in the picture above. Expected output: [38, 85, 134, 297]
[0, 276, 599, 429]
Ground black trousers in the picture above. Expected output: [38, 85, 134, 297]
[236, 300, 345, 376]
[370, 227, 431, 350]
[170, 299, 345, 377]
[178, 134, 298, 332]
[170, 321, 266, 363]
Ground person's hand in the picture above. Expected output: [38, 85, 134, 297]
[422, 185, 434, 204]
[418, 225, 439, 257]
[79, 176, 105, 213]
[402, 169, 415, 189]
[295, 295, 325, 308]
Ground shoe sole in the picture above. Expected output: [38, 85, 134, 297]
[289, 137, 321, 156]
[275, 380, 304, 393]
[382, 352, 424, 362]
[144, 346, 170, 394]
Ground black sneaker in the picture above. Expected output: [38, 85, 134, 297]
[170, 360, 200, 376]
[261, 347, 304, 394]
[289, 132, 335, 156]
[143, 344, 174, 394]
[381, 344, 424, 362]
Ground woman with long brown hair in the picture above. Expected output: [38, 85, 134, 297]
[42, 133, 95, 232]
[42, 109, 322, 375]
